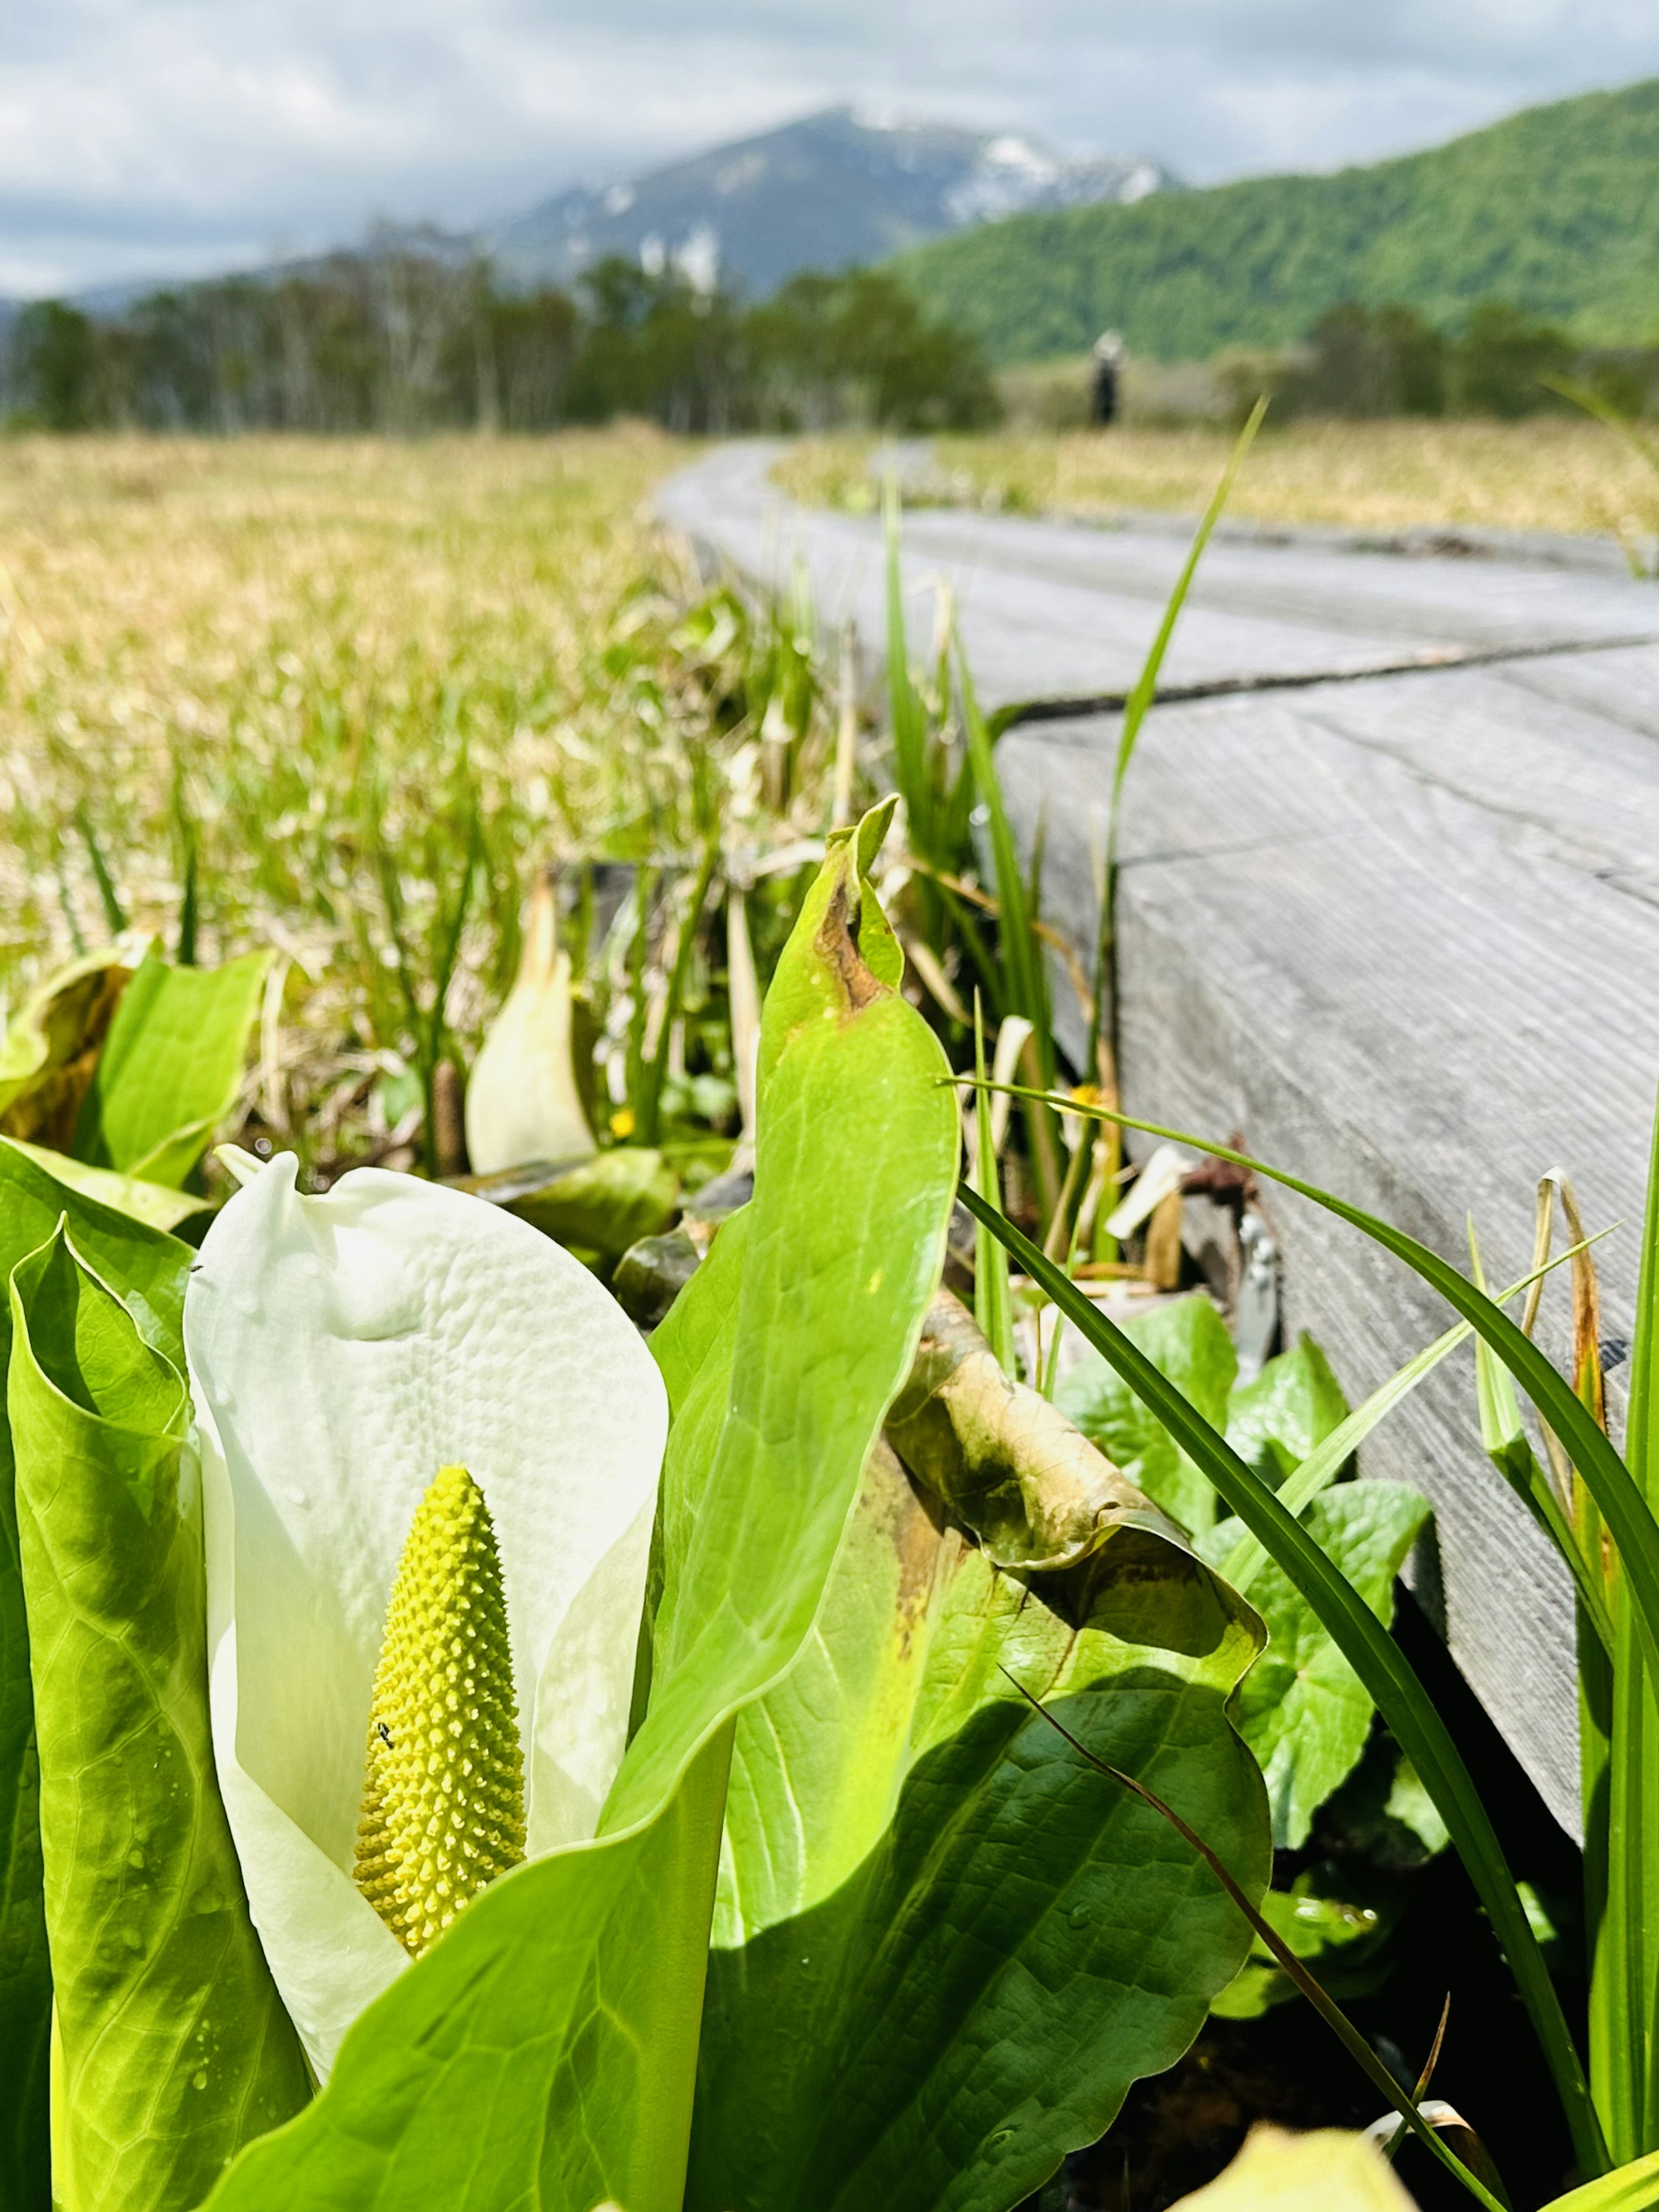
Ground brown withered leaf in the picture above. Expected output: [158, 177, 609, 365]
[0, 947, 134, 1152]
[885, 1288, 1184, 1572]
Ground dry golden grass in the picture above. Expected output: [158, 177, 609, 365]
[775, 420, 1659, 549]
[0, 428, 820, 1172]
[0, 428, 850, 1175]
[0, 428, 694, 987]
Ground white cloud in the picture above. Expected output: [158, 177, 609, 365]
[0, 0, 1653, 292]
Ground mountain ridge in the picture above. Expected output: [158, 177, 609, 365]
[486, 106, 1177, 299]
[893, 76, 1659, 364]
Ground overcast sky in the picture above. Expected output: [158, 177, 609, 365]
[3, 0, 1654, 296]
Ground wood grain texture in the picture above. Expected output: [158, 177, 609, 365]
[660, 444, 1659, 712]
[658, 442, 1659, 1833]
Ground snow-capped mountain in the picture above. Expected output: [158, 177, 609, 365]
[488, 108, 1177, 299]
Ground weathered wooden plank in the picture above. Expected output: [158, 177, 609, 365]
[658, 442, 1659, 1833]
[903, 503, 1659, 652]
[997, 653, 1659, 1832]
[658, 450, 1467, 704]
[661, 444, 1659, 712]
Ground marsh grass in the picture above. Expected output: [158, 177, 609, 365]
[776, 418, 1659, 544]
[0, 429, 839, 1173]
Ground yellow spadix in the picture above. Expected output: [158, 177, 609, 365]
[354, 1465, 526, 1958]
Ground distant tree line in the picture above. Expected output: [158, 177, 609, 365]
[1220, 298, 1659, 424]
[1, 245, 1000, 436]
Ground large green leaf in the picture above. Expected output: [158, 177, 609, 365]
[1054, 1286, 1424, 1850]
[1058, 1294, 1237, 1534]
[0, 1139, 194, 2210]
[1, 1135, 212, 1238]
[8, 1226, 310, 2211]
[206, 804, 960, 2212]
[73, 947, 268, 1187]
[688, 1440, 1270, 2212]
[1225, 1334, 1349, 1485]
[1199, 1483, 1432, 1850]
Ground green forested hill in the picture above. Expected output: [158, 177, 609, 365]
[896, 78, 1659, 363]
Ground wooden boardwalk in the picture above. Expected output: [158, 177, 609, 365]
[659, 442, 1659, 1834]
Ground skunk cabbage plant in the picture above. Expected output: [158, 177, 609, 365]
[2, 806, 1272, 2212]
[184, 1157, 667, 2077]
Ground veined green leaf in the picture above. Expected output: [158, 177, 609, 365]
[1226, 1335, 1348, 1484]
[1058, 1294, 1236, 1535]
[204, 803, 960, 2212]
[1, 1135, 211, 1237]
[73, 947, 268, 1188]
[8, 1226, 310, 2210]
[688, 1437, 1268, 2212]
[960, 1179, 1607, 2179]
[1053, 1279, 1427, 1847]
[610, 798, 953, 1833]
[1200, 1485, 1432, 1849]
[0, 1139, 194, 2209]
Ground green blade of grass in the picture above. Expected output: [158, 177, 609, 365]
[1468, 1222, 1615, 1661]
[1542, 2146, 1659, 2211]
[971, 996, 1014, 1375]
[1604, 1090, 1659, 2159]
[882, 471, 933, 858]
[958, 1177, 1608, 2179]
[958, 645, 1060, 1219]
[638, 833, 721, 1147]
[74, 803, 127, 937]
[1087, 395, 1267, 1083]
[171, 761, 199, 967]
[1106, 396, 1271, 869]
[958, 650, 1040, 1037]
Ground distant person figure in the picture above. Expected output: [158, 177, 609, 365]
[1091, 331, 1126, 426]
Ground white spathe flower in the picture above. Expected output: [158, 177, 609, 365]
[184, 1155, 667, 2079]
[465, 870, 595, 1174]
